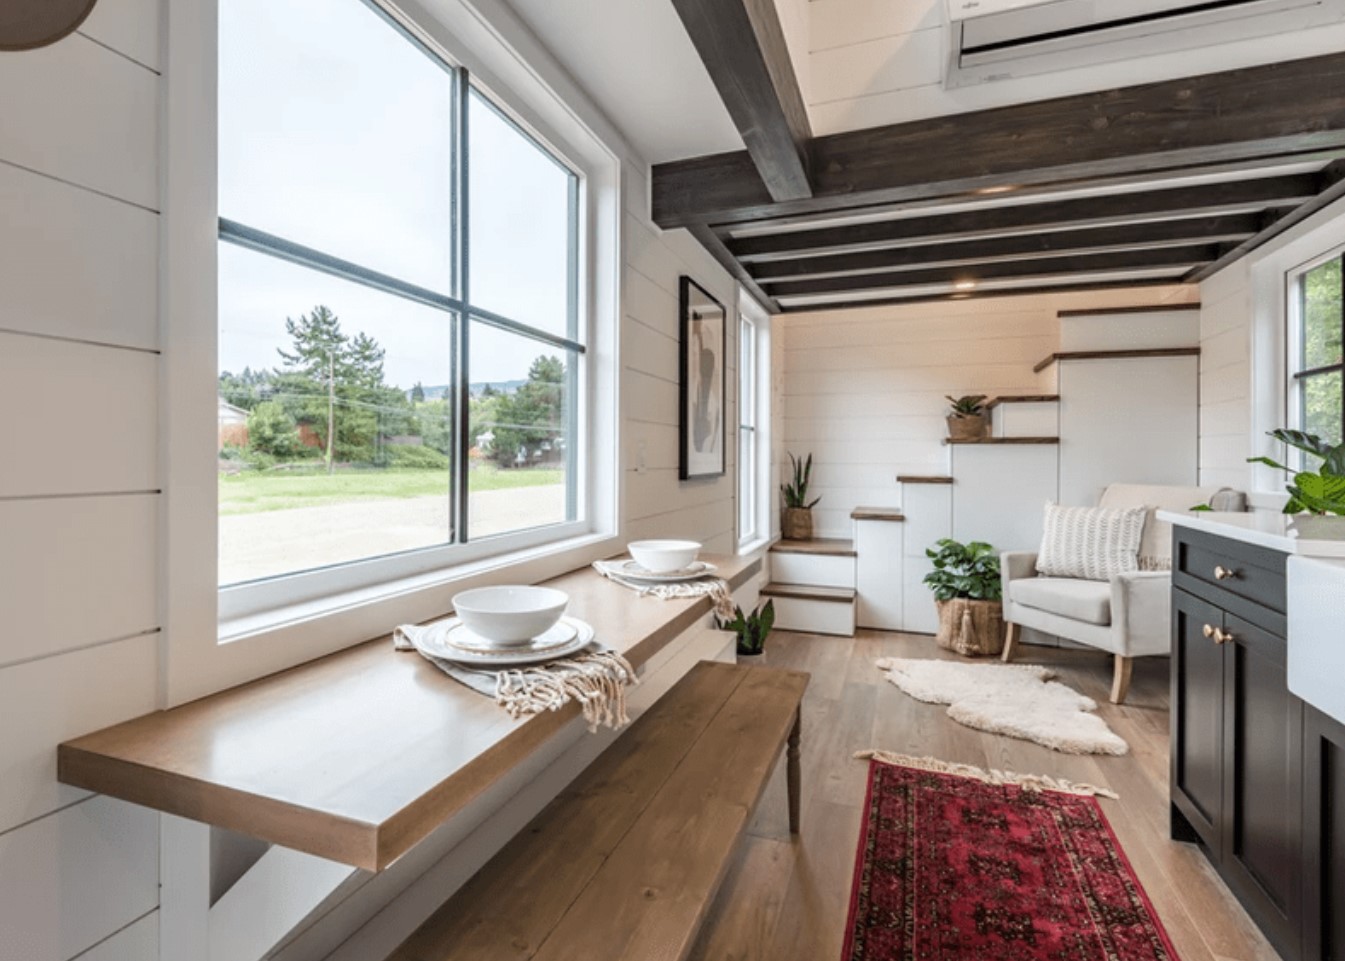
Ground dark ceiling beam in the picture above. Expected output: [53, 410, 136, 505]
[669, 0, 811, 203]
[751, 215, 1262, 283]
[731, 176, 1316, 261]
[776, 278, 1181, 313]
[767, 245, 1218, 299]
[652, 51, 1345, 229]
[685, 224, 781, 314]
[1184, 160, 1345, 283]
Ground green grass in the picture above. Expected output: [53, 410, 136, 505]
[219, 465, 563, 515]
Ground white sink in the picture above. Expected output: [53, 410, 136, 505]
[1287, 556, 1345, 724]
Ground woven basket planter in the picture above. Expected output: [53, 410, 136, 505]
[782, 507, 813, 540]
[946, 413, 990, 442]
[935, 598, 1005, 657]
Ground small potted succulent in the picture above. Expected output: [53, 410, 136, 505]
[923, 538, 1004, 657]
[1250, 428, 1345, 539]
[946, 394, 990, 441]
[780, 451, 820, 540]
[718, 600, 776, 662]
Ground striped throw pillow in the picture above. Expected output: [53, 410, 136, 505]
[1036, 504, 1147, 582]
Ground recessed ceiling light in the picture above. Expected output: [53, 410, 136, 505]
[953, 280, 977, 291]
[975, 185, 1016, 195]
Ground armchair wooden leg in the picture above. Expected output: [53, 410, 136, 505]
[1001, 622, 1022, 662]
[1111, 655, 1134, 705]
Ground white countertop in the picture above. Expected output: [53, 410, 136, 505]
[1157, 510, 1345, 558]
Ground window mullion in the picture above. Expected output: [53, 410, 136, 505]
[453, 67, 471, 544]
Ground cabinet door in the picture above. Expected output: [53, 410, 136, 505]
[1171, 588, 1226, 850]
[1304, 706, 1345, 961]
[1222, 612, 1303, 961]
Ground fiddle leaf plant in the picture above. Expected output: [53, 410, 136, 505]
[717, 600, 776, 656]
[923, 538, 1002, 602]
[780, 451, 821, 509]
[1247, 429, 1345, 515]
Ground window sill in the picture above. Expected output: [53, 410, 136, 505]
[220, 529, 621, 648]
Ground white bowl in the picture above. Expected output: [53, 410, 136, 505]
[452, 585, 569, 646]
[628, 539, 702, 574]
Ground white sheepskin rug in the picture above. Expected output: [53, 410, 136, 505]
[875, 658, 1129, 756]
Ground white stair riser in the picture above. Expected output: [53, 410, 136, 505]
[993, 402, 1059, 438]
[769, 596, 856, 636]
[855, 520, 903, 631]
[770, 552, 856, 589]
[901, 564, 940, 635]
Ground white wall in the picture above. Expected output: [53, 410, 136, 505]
[779, 286, 1198, 538]
[0, 1, 165, 959]
[1198, 261, 1256, 491]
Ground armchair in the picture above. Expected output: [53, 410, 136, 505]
[1001, 484, 1247, 704]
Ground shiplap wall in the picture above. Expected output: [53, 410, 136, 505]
[0, 1, 164, 959]
[1198, 261, 1256, 491]
[801, 0, 1345, 136]
[780, 286, 1198, 538]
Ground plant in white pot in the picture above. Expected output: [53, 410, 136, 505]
[780, 452, 820, 540]
[945, 395, 990, 442]
[1249, 428, 1345, 538]
[923, 538, 1004, 657]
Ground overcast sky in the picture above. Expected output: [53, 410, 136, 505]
[217, 0, 573, 388]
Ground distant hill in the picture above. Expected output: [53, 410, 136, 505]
[408, 381, 527, 401]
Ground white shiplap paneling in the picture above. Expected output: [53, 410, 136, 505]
[0, 161, 158, 350]
[0, 495, 158, 669]
[80, 0, 163, 70]
[0, 796, 159, 961]
[0, 36, 158, 209]
[76, 912, 159, 961]
[0, 633, 159, 833]
[0, 332, 158, 498]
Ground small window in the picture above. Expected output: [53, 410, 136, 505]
[217, 0, 584, 598]
[1289, 250, 1345, 458]
[738, 314, 758, 545]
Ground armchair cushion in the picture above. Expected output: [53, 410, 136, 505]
[1009, 577, 1112, 626]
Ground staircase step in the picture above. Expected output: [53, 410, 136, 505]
[850, 507, 905, 522]
[944, 436, 1059, 445]
[984, 394, 1059, 408]
[770, 538, 855, 557]
[762, 583, 856, 603]
[897, 474, 953, 485]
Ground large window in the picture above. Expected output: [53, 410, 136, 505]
[1289, 250, 1345, 456]
[217, 0, 583, 591]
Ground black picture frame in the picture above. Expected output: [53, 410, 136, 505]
[678, 276, 727, 481]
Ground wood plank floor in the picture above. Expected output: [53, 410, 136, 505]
[688, 630, 1282, 961]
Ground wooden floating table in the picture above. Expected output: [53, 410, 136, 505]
[58, 554, 761, 872]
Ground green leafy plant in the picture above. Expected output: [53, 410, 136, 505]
[717, 600, 776, 656]
[923, 539, 1002, 601]
[780, 452, 820, 509]
[946, 395, 988, 418]
[1247, 429, 1345, 515]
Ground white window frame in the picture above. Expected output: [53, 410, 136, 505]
[161, 0, 624, 705]
[737, 291, 772, 552]
[1285, 243, 1345, 468]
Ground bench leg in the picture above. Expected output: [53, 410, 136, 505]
[787, 708, 801, 835]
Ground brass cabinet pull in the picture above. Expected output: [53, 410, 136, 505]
[1214, 628, 1234, 645]
[1202, 623, 1217, 639]
[1214, 565, 1238, 581]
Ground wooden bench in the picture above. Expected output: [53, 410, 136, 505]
[385, 660, 808, 961]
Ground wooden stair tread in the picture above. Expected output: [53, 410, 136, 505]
[897, 475, 953, 485]
[984, 394, 1059, 409]
[762, 582, 857, 602]
[1057, 303, 1199, 317]
[944, 436, 1060, 445]
[850, 507, 906, 522]
[770, 538, 856, 557]
[1032, 346, 1200, 374]
[386, 661, 808, 961]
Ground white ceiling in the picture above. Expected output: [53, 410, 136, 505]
[502, 0, 743, 164]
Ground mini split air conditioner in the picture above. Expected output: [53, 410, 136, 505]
[944, 0, 1345, 88]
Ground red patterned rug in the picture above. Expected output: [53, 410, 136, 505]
[842, 753, 1179, 961]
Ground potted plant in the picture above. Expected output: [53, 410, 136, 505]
[718, 600, 776, 662]
[1249, 428, 1345, 538]
[945, 395, 990, 441]
[923, 538, 1004, 657]
[780, 452, 820, 540]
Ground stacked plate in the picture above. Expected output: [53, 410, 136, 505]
[416, 615, 595, 668]
[607, 558, 719, 583]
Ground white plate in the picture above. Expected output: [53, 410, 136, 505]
[611, 559, 718, 583]
[415, 616, 596, 668]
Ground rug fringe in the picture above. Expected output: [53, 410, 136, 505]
[854, 750, 1119, 799]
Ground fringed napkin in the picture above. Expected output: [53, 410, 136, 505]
[394, 622, 637, 732]
[592, 559, 736, 619]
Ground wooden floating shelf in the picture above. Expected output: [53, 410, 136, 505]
[770, 538, 856, 557]
[1056, 303, 1200, 317]
[850, 507, 906, 522]
[984, 394, 1060, 409]
[761, 582, 857, 603]
[896, 475, 953, 485]
[944, 437, 1060, 445]
[1033, 347, 1200, 374]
